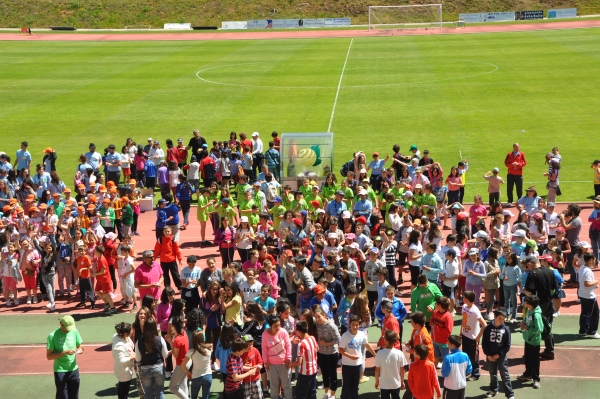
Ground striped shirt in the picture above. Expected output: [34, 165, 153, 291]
[298, 335, 319, 375]
[225, 353, 244, 392]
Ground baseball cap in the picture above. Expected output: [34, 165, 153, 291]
[356, 216, 367, 225]
[314, 285, 326, 295]
[547, 202, 556, 207]
[468, 248, 479, 256]
[410, 144, 418, 151]
[513, 229, 526, 238]
[157, 199, 167, 205]
[502, 210, 514, 217]
[555, 227, 565, 234]
[252, 132, 259, 137]
[532, 212, 543, 220]
[341, 210, 352, 219]
[44, 147, 53, 153]
[457, 212, 469, 221]
[59, 315, 76, 332]
[370, 247, 379, 254]
[446, 249, 457, 257]
[221, 198, 231, 204]
[273, 196, 282, 203]
[474, 231, 488, 238]
[579, 241, 592, 249]
[335, 190, 344, 197]
[242, 334, 254, 342]
[358, 189, 367, 196]
[292, 218, 302, 226]
[177, 138, 183, 143]
[346, 233, 355, 240]
[492, 167, 499, 173]
[403, 190, 413, 198]
[240, 216, 249, 223]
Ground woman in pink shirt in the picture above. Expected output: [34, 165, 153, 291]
[262, 315, 292, 399]
[469, 195, 487, 237]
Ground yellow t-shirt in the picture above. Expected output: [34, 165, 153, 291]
[225, 294, 242, 325]
[594, 166, 600, 185]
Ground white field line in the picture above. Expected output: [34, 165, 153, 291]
[328, 38, 354, 132]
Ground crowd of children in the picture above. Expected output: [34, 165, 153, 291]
[2, 138, 599, 399]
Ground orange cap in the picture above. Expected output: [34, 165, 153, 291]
[39, 203, 48, 209]
[129, 179, 137, 184]
[78, 206, 84, 213]
[102, 198, 111, 204]
[109, 188, 117, 193]
[106, 181, 116, 187]
[26, 194, 35, 200]
[63, 188, 71, 193]
[9, 198, 18, 205]
[29, 206, 39, 212]
[52, 193, 61, 198]
[88, 195, 97, 203]
[120, 196, 129, 203]
[2, 205, 11, 212]
[16, 207, 24, 213]
[98, 185, 107, 192]
[87, 204, 96, 210]
[67, 199, 76, 205]
[44, 147, 53, 153]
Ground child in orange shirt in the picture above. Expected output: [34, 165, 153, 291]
[408, 344, 441, 399]
[407, 312, 434, 363]
[74, 246, 95, 309]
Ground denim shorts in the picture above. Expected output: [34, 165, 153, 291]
[434, 342, 449, 360]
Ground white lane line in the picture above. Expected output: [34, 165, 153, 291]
[0, 344, 107, 349]
[327, 38, 354, 133]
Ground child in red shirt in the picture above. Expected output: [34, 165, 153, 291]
[225, 338, 259, 399]
[408, 344, 441, 399]
[169, 316, 190, 399]
[240, 335, 264, 399]
[92, 245, 115, 314]
[430, 297, 454, 368]
[378, 300, 401, 349]
[74, 246, 95, 309]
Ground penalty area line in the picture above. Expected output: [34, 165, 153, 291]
[327, 38, 353, 133]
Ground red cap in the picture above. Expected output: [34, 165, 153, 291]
[356, 216, 367, 225]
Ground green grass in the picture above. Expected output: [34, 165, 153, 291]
[2, 29, 600, 200]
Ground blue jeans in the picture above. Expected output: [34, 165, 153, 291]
[503, 284, 518, 319]
[140, 364, 165, 399]
[487, 355, 513, 397]
[191, 374, 212, 399]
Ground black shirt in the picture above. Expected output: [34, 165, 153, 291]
[418, 157, 434, 167]
[525, 266, 557, 304]
[188, 136, 207, 160]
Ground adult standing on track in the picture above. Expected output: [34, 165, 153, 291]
[47, 315, 83, 399]
[251, 132, 264, 183]
[84, 143, 103, 177]
[504, 143, 527, 207]
[105, 144, 122, 186]
[187, 130, 207, 162]
[134, 250, 164, 306]
[558, 204, 582, 287]
[523, 255, 557, 360]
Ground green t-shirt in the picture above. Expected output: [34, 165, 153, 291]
[47, 328, 82, 372]
[379, 190, 391, 211]
[269, 205, 287, 230]
[282, 193, 294, 210]
[217, 205, 237, 225]
[342, 187, 354, 208]
[234, 183, 251, 201]
[421, 193, 437, 209]
[207, 190, 220, 213]
[292, 199, 308, 212]
[238, 198, 255, 215]
[299, 185, 313, 198]
[197, 194, 210, 221]
[391, 187, 405, 200]
[306, 194, 323, 220]
[249, 213, 260, 227]
[322, 184, 338, 201]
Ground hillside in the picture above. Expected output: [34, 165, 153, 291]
[2, 0, 599, 29]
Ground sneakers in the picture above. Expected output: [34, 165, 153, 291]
[105, 307, 116, 315]
[436, 363, 442, 369]
[5, 300, 12, 307]
[485, 391, 497, 398]
[321, 394, 329, 399]
[586, 333, 600, 339]
[359, 376, 370, 384]
[104, 304, 110, 311]
[49, 305, 56, 312]
[317, 383, 324, 390]
[32, 296, 38, 304]
[291, 379, 297, 386]
[211, 362, 218, 372]
[486, 313, 494, 321]
[26, 297, 32, 304]
[133, 231, 141, 236]
[466, 376, 479, 381]
[517, 374, 533, 381]
[45, 302, 52, 309]
[533, 381, 540, 389]
[13, 298, 19, 305]
[553, 311, 560, 317]
[76, 302, 86, 308]
[165, 371, 172, 380]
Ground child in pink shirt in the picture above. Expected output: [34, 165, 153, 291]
[258, 259, 279, 299]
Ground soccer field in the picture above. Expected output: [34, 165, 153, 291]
[1, 28, 599, 200]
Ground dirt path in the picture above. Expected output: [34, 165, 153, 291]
[1, 19, 599, 42]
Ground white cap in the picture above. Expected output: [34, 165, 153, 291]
[513, 229, 526, 238]
[468, 248, 479, 255]
[328, 233, 338, 239]
[252, 132, 259, 137]
[147, 138, 153, 141]
[341, 210, 352, 219]
[240, 216, 249, 223]
[359, 168, 367, 174]
[358, 189, 367, 196]
[579, 241, 592, 249]
[474, 231, 488, 238]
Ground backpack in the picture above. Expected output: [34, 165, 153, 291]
[541, 314, 552, 340]
[265, 182, 278, 202]
[339, 159, 354, 177]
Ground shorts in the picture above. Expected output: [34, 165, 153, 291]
[95, 279, 113, 294]
[437, 203, 448, 217]
[441, 284, 455, 299]
[434, 342, 449, 360]
[242, 380, 263, 399]
[3, 276, 17, 291]
[458, 275, 466, 288]
[122, 168, 131, 176]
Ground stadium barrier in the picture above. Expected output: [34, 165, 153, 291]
[246, 18, 350, 29]
[548, 8, 578, 19]
[163, 23, 191, 30]
[460, 8, 576, 23]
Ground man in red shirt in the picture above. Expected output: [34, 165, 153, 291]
[92, 245, 116, 315]
[176, 138, 188, 173]
[199, 150, 216, 190]
[504, 143, 527, 207]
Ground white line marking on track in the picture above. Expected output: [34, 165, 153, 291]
[0, 344, 107, 349]
[328, 38, 353, 133]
